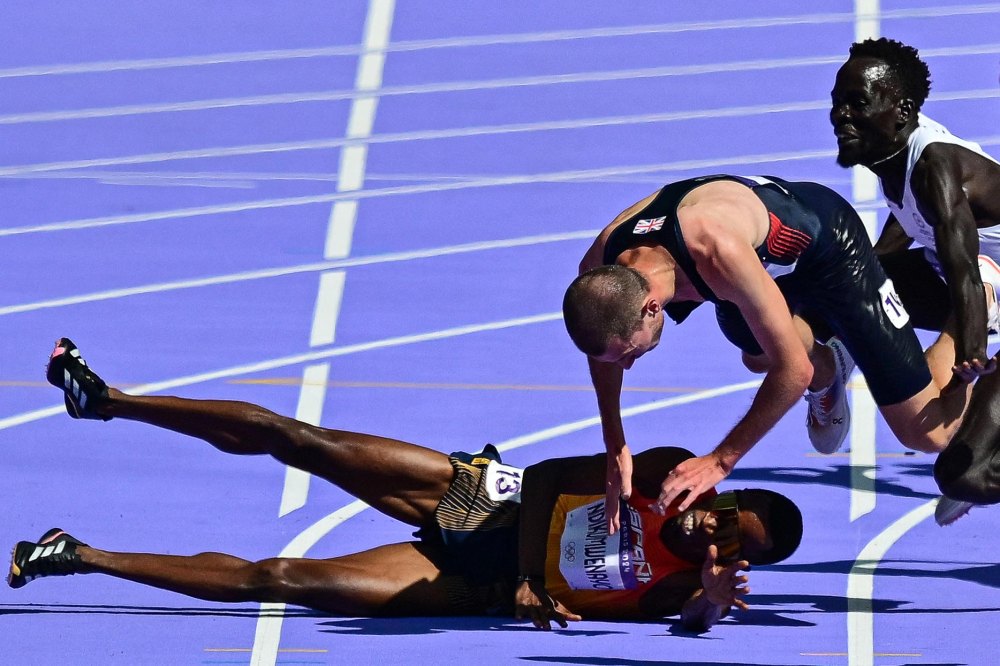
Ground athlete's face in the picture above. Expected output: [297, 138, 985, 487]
[830, 58, 904, 167]
[594, 311, 664, 370]
[661, 494, 770, 564]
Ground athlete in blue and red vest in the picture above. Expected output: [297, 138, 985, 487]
[563, 175, 976, 532]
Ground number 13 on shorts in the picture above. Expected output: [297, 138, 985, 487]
[879, 279, 910, 329]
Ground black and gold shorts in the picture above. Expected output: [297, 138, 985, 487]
[416, 445, 522, 599]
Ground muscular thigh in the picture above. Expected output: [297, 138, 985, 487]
[302, 429, 456, 527]
[301, 542, 510, 617]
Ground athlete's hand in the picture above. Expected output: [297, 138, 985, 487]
[700, 544, 751, 610]
[654, 453, 729, 513]
[951, 356, 998, 385]
[514, 580, 582, 630]
[605, 444, 633, 535]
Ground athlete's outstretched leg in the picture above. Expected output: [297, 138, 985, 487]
[9, 530, 479, 616]
[46, 338, 454, 527]
[934, 369, 1000, 505]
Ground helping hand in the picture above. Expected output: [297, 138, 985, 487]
[605, 444, 633, 535]
[653, 453, 729, 513]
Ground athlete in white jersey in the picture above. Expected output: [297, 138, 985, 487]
[831, 38, 1000, 524]
[883, 114, 1000, 261]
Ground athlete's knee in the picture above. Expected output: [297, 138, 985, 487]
[244, 558, 298, 601]
[935, 437, 1000, 504]
[896, 428, 948, 455]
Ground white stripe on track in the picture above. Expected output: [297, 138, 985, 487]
[3, 91, 997, 179]
[279, 363, 331, 517]
[309, 272, 348, 347]
[3, 121, 998, 239]
[278, 0, 393, 532]
[3, 44, 999, 126]
[0, 231, 596, 317]
[496, 380, 763, 453]
[3, 6, 999, 79]
[251, 499, 370, 666]
[846, 5, 883, 665]
[847, 500, 936, 666]
[0, 312, 562, 433]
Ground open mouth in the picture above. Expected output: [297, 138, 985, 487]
[681, 511, 697, 535]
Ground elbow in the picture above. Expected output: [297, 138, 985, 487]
[777, 357, 813, 395]
[794, 361, 814, 393]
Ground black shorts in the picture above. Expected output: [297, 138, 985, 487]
[714, 181, 932, 406]
[878, 248, 951, 331]
[414, 445, 520, 588]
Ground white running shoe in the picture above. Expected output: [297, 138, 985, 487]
[977, 255, 1000, 335]
[805, 338, 856, 454]
[934, 496, 975, 526]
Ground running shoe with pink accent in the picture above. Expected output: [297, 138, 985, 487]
[805, 338, 856, 454]
[8, 528, 86, 589]
[45, 338, 111, 420]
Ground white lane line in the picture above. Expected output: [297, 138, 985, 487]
[324, 0, 391, 260]
[5, 44, 1000, 126]
[280, 0, 394, 519]
[250, 378, 762, 664]
[854, 0, 880, 41]
[0, 231, 595, 316]
[5, 5, 1000, 79]
[251, 499, 370, 666]
[279, 363, 331, 517]
[848, 3, 881, 660]
[496, 380, 763, 453]
[0, 313, 561, 432]
[4, 119, 998, 238]
[309, 272, 348, 347]
[0, 100, 833, 177]
[0, 57, 841, 125]
[849, 376, 878, 522]
[3, 92, 998, 179]
[847, 500, 936, 666]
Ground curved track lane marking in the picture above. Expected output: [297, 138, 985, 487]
[847, 500, 936, 666]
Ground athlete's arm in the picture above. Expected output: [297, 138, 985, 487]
[873, 213, 913, 255]
[579, 190, 663, 534]
[656, 221, 813, 511]
[912, 145, 989, 368]
[586, 357, 632, 534]
[637, 544, 750, 631]
[680, 545, 750, 631]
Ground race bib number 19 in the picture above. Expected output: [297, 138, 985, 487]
[878, 279, 910, 329]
